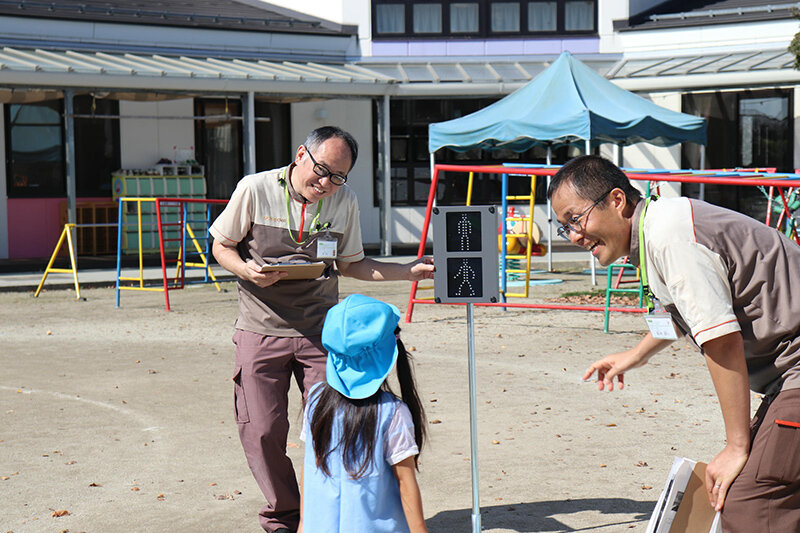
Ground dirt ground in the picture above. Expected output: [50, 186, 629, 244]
[1, 271, 756, 533]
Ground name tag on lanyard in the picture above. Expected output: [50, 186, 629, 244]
[638, 196, 676, 340]
[644, 301, 678, 340]
[316, 231, 337, 258]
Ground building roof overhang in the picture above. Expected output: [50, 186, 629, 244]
[1, 46, 799, 101]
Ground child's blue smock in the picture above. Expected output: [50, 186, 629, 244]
[302, 384, 411, 533]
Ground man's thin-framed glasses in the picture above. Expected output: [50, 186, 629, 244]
[556, 190, 612, 240]
[303, 145, 348, 186]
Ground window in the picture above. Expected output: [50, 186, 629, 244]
[376, 3, 405, 33]
[739, 96, 789, 169]
[5, 99, 65, 198]
[254, 101, 291, 176]
[372, 0, 596, 39]
[74, 95, 120, 197]
[528, 1, 556, 31]
[413, 3, 442, 33]
[564, 0, 594, 31]
[376, 98, 575, 207]
[491, 2, 520, 32]
[682, 89, 792, 220]
[450, 3, 479, 33]
[194, 99, 242, 201]
[5, 95, 122, 199]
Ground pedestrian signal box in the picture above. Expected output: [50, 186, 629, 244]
[432, 205, 499, 304]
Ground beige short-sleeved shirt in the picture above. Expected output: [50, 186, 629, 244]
[631, 197, 800, 394]
[210, 165, 365, 337]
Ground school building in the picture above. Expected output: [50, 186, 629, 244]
[2, 0, 799, 260]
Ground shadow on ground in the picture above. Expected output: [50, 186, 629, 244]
[426, 498, 655, 532]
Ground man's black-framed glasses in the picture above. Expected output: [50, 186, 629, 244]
[556, 190, 612, 240]
[304, 145, 348, 186]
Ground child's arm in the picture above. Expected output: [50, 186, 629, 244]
[392, 456, 428, 533]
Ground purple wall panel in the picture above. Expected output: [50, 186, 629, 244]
[408, 41, 448, 55]
[559, 39, 600, 54]
[370, 38, 599, 57]
[484, 40, 525, 55]
[522, 40, 563, 54]
[371, 42, 410, 56]
[446, 41, 486, 56]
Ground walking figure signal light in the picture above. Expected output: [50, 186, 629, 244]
[432, 206, 499, 304]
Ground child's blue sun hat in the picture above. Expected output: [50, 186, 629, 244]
[322, 294, 400, 399]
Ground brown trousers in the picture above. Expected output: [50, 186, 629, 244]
[232, 330, 326, 533]
[721, 388, 800, 533]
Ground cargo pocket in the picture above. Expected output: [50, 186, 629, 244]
[755, 414, 800, 484]
[232, 366, 250, 424]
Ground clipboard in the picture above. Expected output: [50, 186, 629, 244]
[259, 261, 326, 280]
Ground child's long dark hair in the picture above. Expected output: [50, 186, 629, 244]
[310, 327, 427, 479]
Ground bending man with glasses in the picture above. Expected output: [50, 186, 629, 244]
[549, 155, 800, 533]
[211, 126, 434, 533]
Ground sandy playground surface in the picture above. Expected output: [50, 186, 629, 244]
[1, 269, 760, 532]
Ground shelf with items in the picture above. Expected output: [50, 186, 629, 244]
[153, 163, 204, 176]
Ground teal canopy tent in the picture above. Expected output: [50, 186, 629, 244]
[427, 51, 706, 274]
[428, 51, 706, 153]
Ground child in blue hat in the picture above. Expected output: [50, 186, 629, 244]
[299, 294, 428, 533]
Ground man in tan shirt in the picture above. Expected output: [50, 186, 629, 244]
[549, 155, 800, 533]
[211, 126, 433, 533]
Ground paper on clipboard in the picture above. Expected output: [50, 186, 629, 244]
[259, 261, 326, 280]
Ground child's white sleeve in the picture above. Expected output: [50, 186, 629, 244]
[299, 401, 310, 442]
[385, 401, 419, 465]
[301, 382, 325, 443]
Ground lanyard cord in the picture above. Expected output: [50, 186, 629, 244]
[281, 167, 323, 245]
[638, 197, 655, 311]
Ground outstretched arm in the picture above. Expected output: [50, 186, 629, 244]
[393, 456, 428, 533]
[702, 331, 750, 512]
[337, 256, 434, 282]
[583, 332, 675, 391]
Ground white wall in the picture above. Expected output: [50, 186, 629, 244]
[254, 0, 372, 55]
[618, 19, 798, 54]
[119, 99, 195, 169]
[598, 1, 628, 54]
[0, 103, 7, 258]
